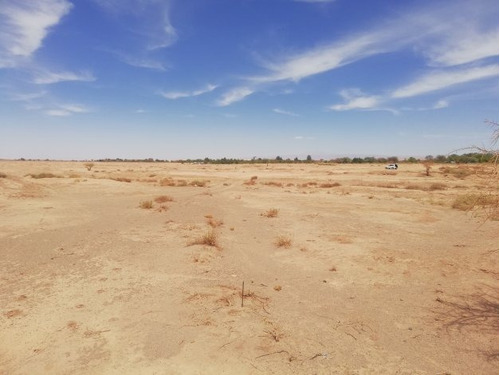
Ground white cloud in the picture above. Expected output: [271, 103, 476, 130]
[391, 64, 499, 98]
[93, 0, 177, 50]
[251, 32, 391, 84]
[0, 0, 72, 67]
[33, 70, 96, 84]
[329, 89, 381, 111]
[120, 55, 168, 71]
[216, 87, 254, 107]
[423, 30, 498, 67]
[231, 0, 498, 107]
[11, 91, 48, 101]
[159, 84, 218, 99]
[273, 108, 299, 116]
[45, 103, 91, 116]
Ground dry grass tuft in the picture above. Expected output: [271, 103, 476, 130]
[244, 176, 258, 185]
[274, 235, 292, 248]
[111, 177, 132, 183]
[26, 173, 60, 179]
[160, 178, 176, 186]
[154, 195, 174, 203]
[428, 182, 447, 191]
[452, 194, 499, 219]
[264, 181, 284, 188]
[190, 180, 209, 187]
[84, 162, 94, 171]
[189, 230, 220, 248]
[139, 200, 153, 209]
[319, 182, 341, 188]
[0, 172, 7, 178]
[206, 216, 224, 228]
[262, 208, 279, 218]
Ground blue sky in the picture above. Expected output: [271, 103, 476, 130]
[0, 0, 498, 160]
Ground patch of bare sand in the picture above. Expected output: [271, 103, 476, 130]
[0, 161, 498, 374]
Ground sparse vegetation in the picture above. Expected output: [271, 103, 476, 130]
[190, 180, 209, 187]
[189, 230, 220, 248]
[139, 200, 153, 209]
[26, 173, 60, 179]
[84, 162, 94, 171]
[244, 176, 258, 185]
[422, 160, 433, 176]
[263, 181, 283, 187]
[111, 177, 132, 183]
[274, 235, 292, 248]
[319, 182, 341, 188]
[262, 208, 279, 218]
[154, 195, 174, 203]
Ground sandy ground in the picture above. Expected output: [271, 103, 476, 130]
[0, 160, 498, 375]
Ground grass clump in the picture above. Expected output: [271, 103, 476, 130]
[26, 173, 60, 179]
[159, 178, 176, 186]
[190, 180, 209, 187]
[189, 230, 220, 248]
[262, 208, 279, 218]
[139, 200, 153, 209]
[274, 235, 292, 248]
[112, 177, 132, 183]
[263, 181, 283, 188]
[244, 176, 258, 185]
[319, 182, 341, 188]
[154, 195, 174, 203]
[452, 194, 499, 219]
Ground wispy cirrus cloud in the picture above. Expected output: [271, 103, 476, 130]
[217, 0, 497, 107]
[329, 89, 381, 111]
[273, 108, 299, 117]
[32, 70, 96, 84]
[0, 0, 73, 67]
[44, 103, 91, 116]
[159, 84, 218, 100]
[93, 0, 177, 51]
[330, 64, 498, 113]
[216, 87, 254, 107]
[391, 64, 499, 98]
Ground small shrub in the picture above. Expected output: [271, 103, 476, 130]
[428, 182, 447, 191]
[154, 195, 174, 203]
[26, 173, 59, 179]
[263, 181, 283, 188]
[176, 179, 188, 187]
[190, 230, 220, 248]
[274, 235, 292, 248]
[160, 178, 176, 186]
[206, 217, 223, 228]
[450, 168, 474, 179]
[452, 194, 499, 218]
[139, 200, 153, 209]
[262, 208, 279, 218]
[84, 162, 94, 171]
[244, 176, 258, 185]
[319, 182, 341, 188]
[112, 177, 132, 183]
[0, 172, 7, 178]
[190, 180, 209, 187]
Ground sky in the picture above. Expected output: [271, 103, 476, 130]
[0, 0, 498, 160]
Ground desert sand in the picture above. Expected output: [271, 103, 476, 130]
[0, 160, 498, 375]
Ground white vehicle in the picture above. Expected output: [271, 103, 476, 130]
[385, 163, 398, 170]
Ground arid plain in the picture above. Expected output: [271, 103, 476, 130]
[0, 160, 498, 375]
